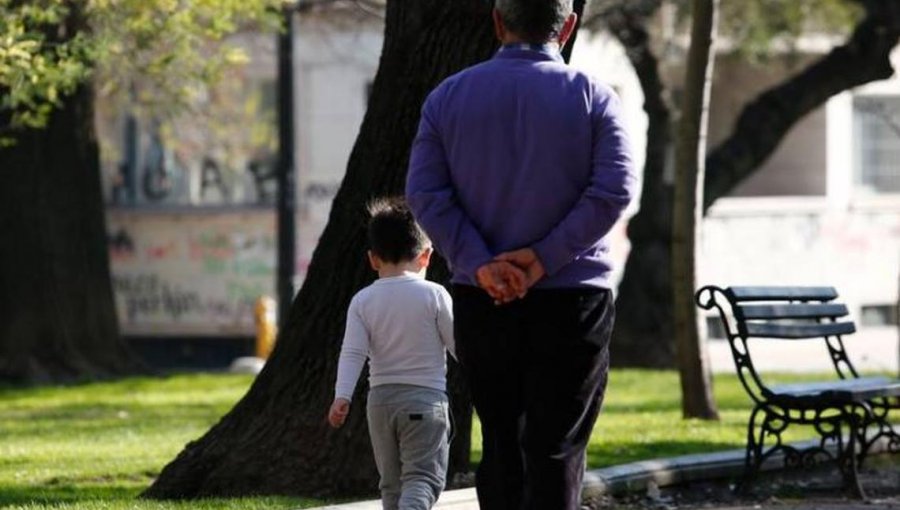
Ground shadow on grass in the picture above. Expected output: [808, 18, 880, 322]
[0, 372, 254, 401]
[0, 402, 231, 442]
[0, 482, 140, 507]
[0, 481, 323, 509]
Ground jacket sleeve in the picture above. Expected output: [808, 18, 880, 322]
[406, 92, 494, 281]
[531, 85, 637, 276]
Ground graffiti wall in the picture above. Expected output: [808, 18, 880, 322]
[701, 200, 900, 308]
[108, 210, 277, 336]
[699, 199, 900, 372]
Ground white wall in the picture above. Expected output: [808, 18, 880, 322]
[106, 20, 900, 357]
[107, 16, 384, 336]
[571, 31, 647, 210]
[292, 16, 383, 286]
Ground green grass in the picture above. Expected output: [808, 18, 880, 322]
[0, 374, 321, 510]
[0, 370, 847, 509]
[471, 370, 847, 467]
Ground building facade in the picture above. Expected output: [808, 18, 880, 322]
[100, 13, 899, 371]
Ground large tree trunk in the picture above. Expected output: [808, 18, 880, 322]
[0, 6, 140, 384]
[671, 0, 719, 420]
[145, 0, 589, 498]
[594, 2, 679, 368]
[144, 0, 580, 498]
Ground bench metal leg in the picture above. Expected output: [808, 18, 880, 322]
[838, 407, 866, 500]
[738, 406, 767, 493]
[858, 398, 900, 466]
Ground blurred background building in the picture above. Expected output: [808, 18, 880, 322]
[97, 4, 899, 372]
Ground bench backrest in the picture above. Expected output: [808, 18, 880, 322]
[696, 285, 859, 404]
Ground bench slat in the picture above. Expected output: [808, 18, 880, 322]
[744, 321, 856, 339]
[738, 303, 849, 320]
[768, 377, 900, 403]
[727, 286, 838, 302]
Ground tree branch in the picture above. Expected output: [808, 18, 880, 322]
[703, 1, 900, 210]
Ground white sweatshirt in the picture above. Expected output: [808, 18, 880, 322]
[334, 273, 455, 401]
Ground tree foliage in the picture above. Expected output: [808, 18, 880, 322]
[0, 0, 281, 144]
[717, 0, 861, 60]
[588, 0, 862, 60]
[0, 2, 92, 141]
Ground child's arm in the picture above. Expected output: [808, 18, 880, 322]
[436, 286, 456, 360]
[329, 296, 370, 428]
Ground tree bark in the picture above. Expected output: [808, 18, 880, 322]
[144, 0, 590, 498]
[591, 2, 679, 368]
[703, 0, 900, 209]
[672, 0, 719, 420]
[0, 5, 141, 384]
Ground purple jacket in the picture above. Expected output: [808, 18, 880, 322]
[406, 44, 637, 289]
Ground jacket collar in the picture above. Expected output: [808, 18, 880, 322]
[495, 42, 564, 63]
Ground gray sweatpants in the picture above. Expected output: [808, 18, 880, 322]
[367, 384, 450, 510]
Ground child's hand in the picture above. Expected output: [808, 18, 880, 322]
[328, 398, 351, 428]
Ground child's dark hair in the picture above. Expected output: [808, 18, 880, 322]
[366, 198, 430, 264]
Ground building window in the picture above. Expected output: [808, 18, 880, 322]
[854, 96, 900, 194]
[860, 304, 899, 327]
[706, 316, 727, 340]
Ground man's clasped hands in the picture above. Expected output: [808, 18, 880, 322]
[475, 248, 546, 305]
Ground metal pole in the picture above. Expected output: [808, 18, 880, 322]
[123, 113, 138, 203]
[276, 6, 296, 330]
[120, 84, 138, 205]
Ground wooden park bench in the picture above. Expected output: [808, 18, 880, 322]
[695, 285, 900, 498]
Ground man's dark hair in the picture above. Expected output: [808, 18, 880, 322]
[366, 197, 430, 264]
[495, 0, 573, 43]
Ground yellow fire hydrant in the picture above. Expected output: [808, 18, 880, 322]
[254, 296, 278, 359]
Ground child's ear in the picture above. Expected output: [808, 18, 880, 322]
[418, 247, 433, 267]
[367, 251, 380, 271]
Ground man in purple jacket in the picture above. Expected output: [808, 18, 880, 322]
[406, 0, 636, 508]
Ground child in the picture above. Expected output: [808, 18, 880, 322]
[328, 198, 455, 510]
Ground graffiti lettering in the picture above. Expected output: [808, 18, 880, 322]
[200, 157, 230, 200]
[248, 159, 277, 204]
[189, 232, 235, 261]
[107, 212, 280, 335]
[142, 132, 184, 202]
[114, 273, 260, 324]
[114, 274, 203, 322]
[107, 228, 135, 261]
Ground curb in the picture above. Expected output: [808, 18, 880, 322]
[308, 436, 893, 509]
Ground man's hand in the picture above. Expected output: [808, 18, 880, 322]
[476, 261, 527, 304]
[495, 248, 545, 288]
[328, 398, 350, 428]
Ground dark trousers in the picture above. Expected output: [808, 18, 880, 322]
[453, 285, 614, 510]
